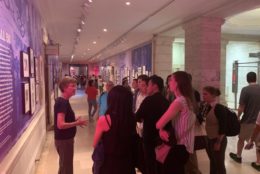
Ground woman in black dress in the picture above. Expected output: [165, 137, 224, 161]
[93, 85, 136, 174]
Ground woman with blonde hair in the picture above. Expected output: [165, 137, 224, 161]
[54, 77, 87, 174]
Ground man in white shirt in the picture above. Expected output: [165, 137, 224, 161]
[135, 75, 149, 137]
[133, 74, 149, 174]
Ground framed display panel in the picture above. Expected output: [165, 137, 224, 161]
[35, 57, 39, 82]
[21, 51, 29, 78]
[22, 83, 30, 114]
[30, 77, 36, 115]
[28, 47, 34, 75]
[142, 66, 146, 75]
[35, 83, 40, 104]
[137, 67, 142, 75]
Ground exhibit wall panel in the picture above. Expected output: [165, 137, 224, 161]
[0, 0, 46, 171]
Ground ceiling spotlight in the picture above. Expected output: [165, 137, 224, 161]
[88, 0, 93, 3]
[125, 2, 131, 6]
[81, 20, 85, 25]
[93, 41, 97, 44]
[77, 28, 82, 32]
[71, 54, 75, 59]
[103, 28, 108, 32]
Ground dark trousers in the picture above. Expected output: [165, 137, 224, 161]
[55, 138, 74, 174]
[207, 137, 227, 174]
[133, 135, 146, 174]
[143, 143, 161, 174]
[185, 152, 201, 174]
[92, 142, 104, 174]
[88, 99, 97, 118]
[162, 145, 189, 174]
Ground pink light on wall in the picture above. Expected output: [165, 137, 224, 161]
[88, 64, 100, 77]
[93, 66, 99, 76]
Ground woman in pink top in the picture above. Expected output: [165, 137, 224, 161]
[156, 71, 196, 174]
[85, 79, 98, 121]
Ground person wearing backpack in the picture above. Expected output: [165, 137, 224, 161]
[202, 86, 227, 174]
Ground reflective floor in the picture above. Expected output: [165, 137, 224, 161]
[35, 90, 259, 174]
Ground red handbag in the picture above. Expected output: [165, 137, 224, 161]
[155, 143, 171, 163]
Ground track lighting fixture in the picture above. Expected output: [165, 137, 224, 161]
[77, 28, 82, 32]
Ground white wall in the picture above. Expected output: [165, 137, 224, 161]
[172, 41, 185, 72]
[153, 36, 173, 81]
[225, 41, 260, 108]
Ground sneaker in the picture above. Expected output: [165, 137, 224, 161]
[251, 162, 260, 171]
[229, 152, 242, 163]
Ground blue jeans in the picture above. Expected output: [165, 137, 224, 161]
[88, 99, 97, 118]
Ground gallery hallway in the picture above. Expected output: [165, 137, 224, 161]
[35, 90, 259, 174]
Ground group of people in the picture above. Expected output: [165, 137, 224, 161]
[84, 76, 114, 121]
[54, 71, 260, 174]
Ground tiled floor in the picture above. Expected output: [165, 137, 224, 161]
[35, 90, 259, 174]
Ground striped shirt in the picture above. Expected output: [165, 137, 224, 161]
[172, 96, 196, 153]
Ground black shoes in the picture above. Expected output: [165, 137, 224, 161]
[229, 152, 242, 163]
[251, 162, 260, 171]
[229, 152, 260, 171]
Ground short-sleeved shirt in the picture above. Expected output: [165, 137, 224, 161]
[239, 84, 260, 123]
[54, 97, 76, 140]
[98, 92, 108, 116]
[85, 86, 98, 100]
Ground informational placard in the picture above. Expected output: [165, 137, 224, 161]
[0, 29, 14, 160]
[30, 78, 36, 115]
[45, 44, 59, 56]
[28, 47, 34, 75]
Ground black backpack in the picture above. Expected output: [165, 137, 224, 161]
[215, 104, 240, 136]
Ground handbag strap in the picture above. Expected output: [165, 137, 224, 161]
[104, 114, 111, 128]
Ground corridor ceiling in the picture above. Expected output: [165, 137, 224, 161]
[33, 0, 260, 64]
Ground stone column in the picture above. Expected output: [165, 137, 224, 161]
[183, 17, 225, 94]
[220, 39, 229, 104]
[152, 35, 174, 81]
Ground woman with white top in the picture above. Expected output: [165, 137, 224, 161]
[156, 71, 196, 174]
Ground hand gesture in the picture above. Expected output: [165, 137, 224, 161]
[76, 116, 87, 127]
[159, 129, 169, 142]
